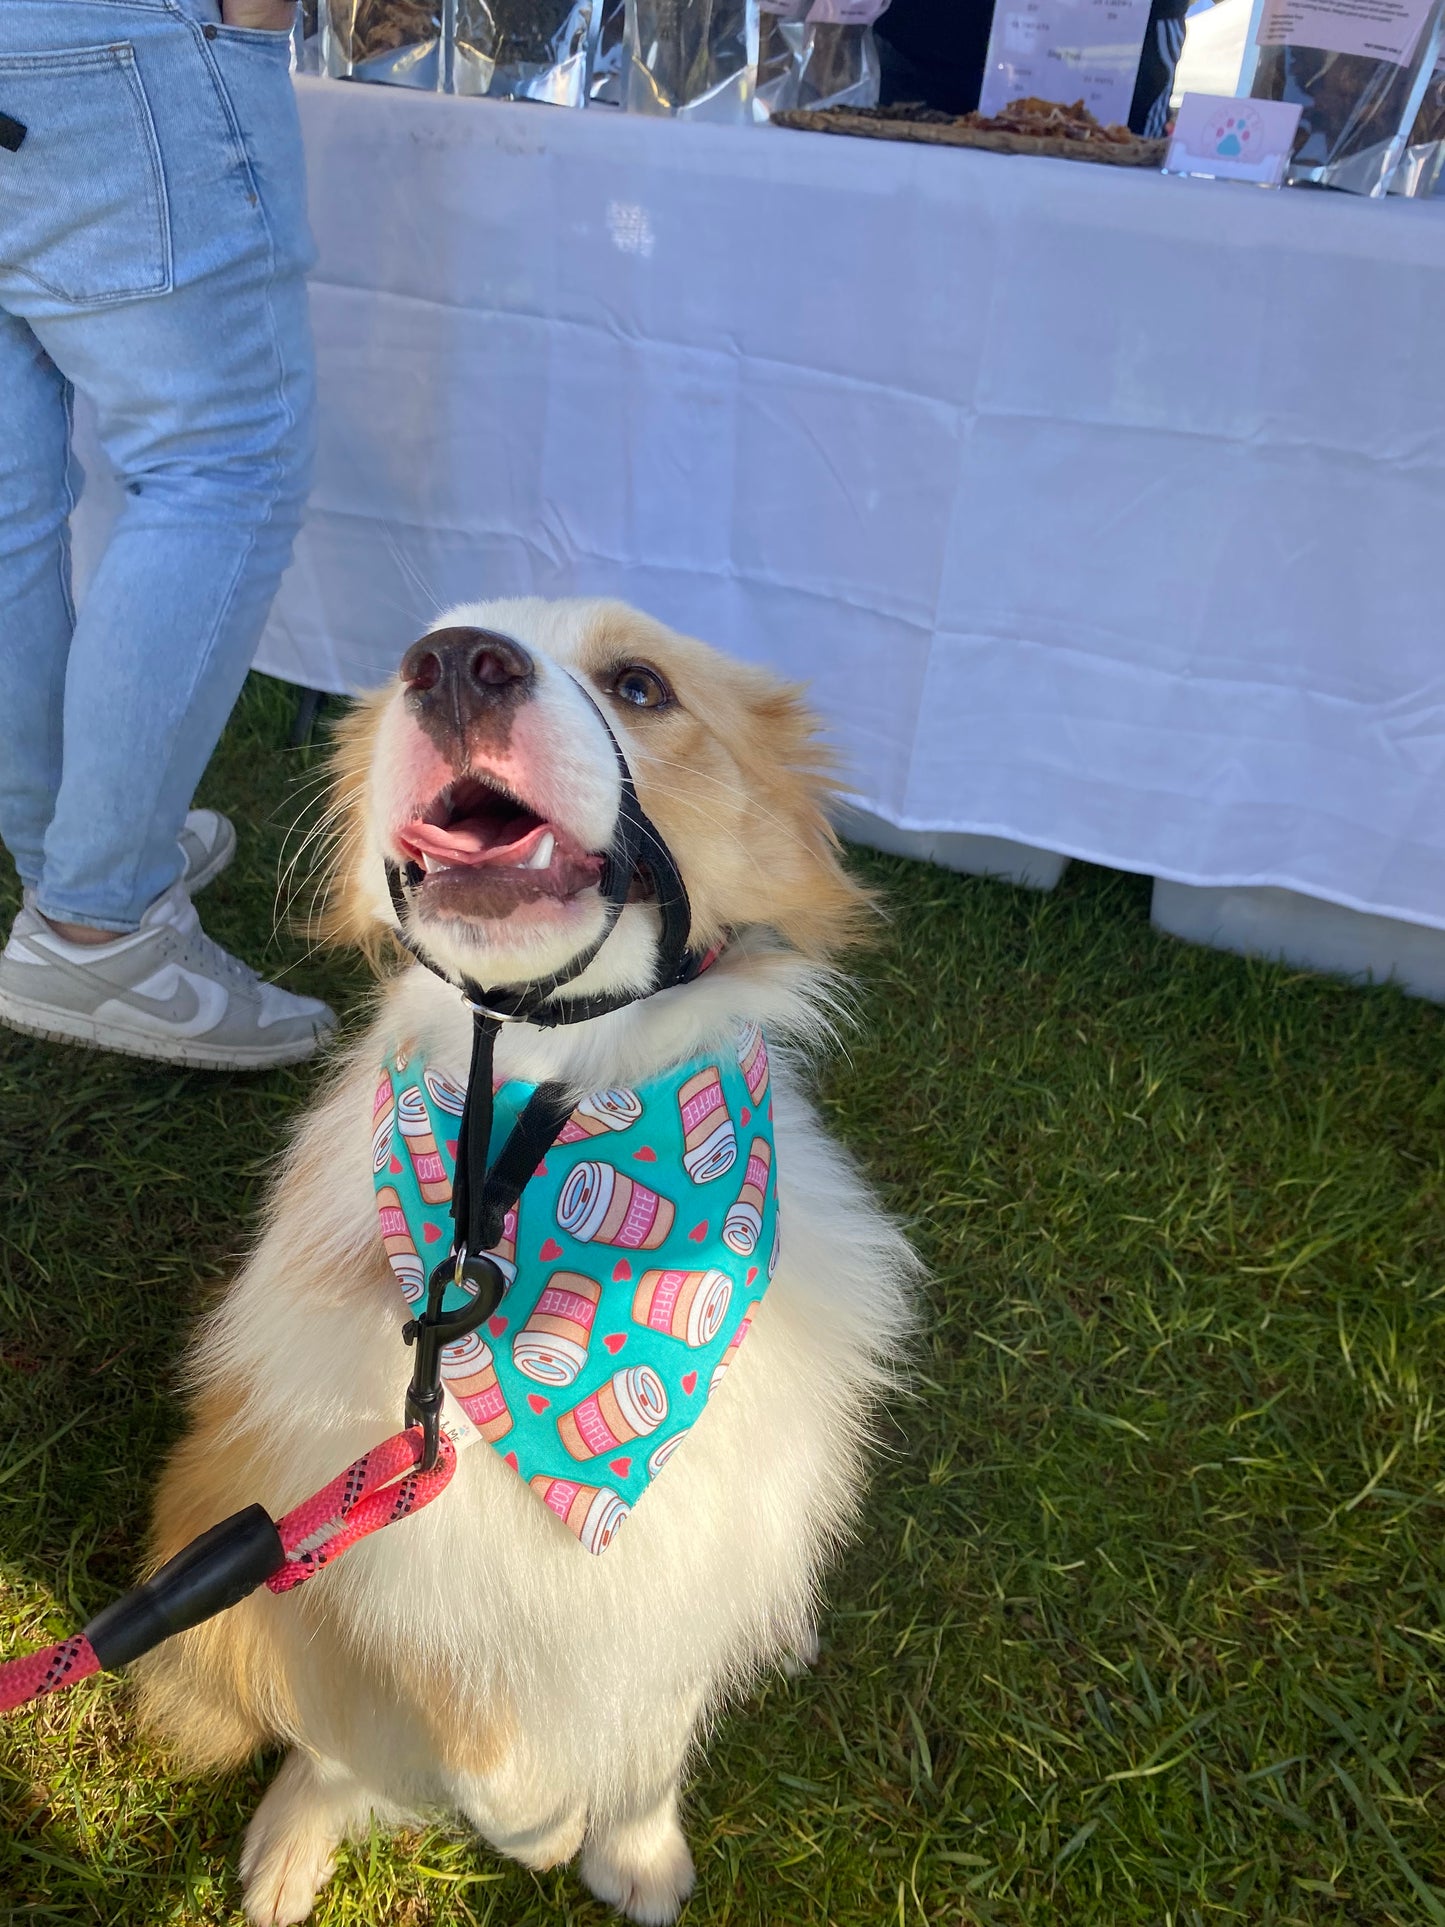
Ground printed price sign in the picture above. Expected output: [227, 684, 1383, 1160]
[1256, 0, 1438, 67]
[979, 0, 1154, 125]
[1164, 91, 1304, 181]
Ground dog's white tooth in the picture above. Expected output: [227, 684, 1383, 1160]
[421, 852, 437, 873]
[527, 832, 556, 872]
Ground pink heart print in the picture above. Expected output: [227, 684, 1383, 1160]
[612, 1260, 633, 1282]
[603, 1334, 626, 1355]
[539, 1238, 563, 1261]
[527, 1393, 550, 1415]
[488, 1316, 508, 1338]
[681, 1372, 698, 1395]
[688, 1222, 708, 1244]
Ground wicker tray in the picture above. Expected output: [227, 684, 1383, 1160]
[772, 106, 1168, 169]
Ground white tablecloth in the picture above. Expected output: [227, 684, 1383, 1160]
[78, 77, 1445, 932]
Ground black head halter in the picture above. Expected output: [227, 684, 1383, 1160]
[388, 696, 714, 1466]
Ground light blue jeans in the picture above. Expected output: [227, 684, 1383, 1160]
[0, 0, 314, 931]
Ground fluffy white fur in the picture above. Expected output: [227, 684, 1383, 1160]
[136, 599, 918, 1927]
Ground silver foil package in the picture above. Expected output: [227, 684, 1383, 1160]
[794, 18, 884, 108]
[322, 0, 444, 86]
[453, 0, 600, 102]
[759, 3, 887, 112]
[623, 0, 756, 119]
[1244, 0, 1445, 193]
[1391, 46, 1445, 189]
[590, 0, 627, 100]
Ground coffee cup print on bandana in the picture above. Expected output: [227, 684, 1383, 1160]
[557, 1365, 669, 1461]
[440, 1331, 513, 1441]
[737, 1022, 770, 1106]
[376, 1186, 424, 1303]
[512, 1271, 601, 1385]
[722, 1138, 771, 1257]
[558, 1161, 675, 1249]
[647, 1429, 690, 1478]
[423, 1065, 467, 1117]
[530, 1474, 630, 1554]
[632, 1267, 732, 1348]
[710, 1305, 757, 1393]
[372, 1075, 394, 1174]
[557, 1088, 644, 1144]
[677, 1065, 737, 1183]
[397, 1085, 451, 1205]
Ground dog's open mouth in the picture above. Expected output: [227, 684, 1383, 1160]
[396, 775, 605, 917]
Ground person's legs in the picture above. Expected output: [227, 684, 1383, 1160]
[0, 0, 316, 934]
[0, 313, 77, 897]
[0, 0, 332, 1064]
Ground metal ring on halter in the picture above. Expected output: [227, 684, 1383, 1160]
[462, 996, 532, 1024]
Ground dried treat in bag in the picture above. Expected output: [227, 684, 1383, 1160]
[321, 0, 443, 86]
[453, 0, 600, 102]
[795, 3, 892, 111]
[756, 0, 891, 113]
[1247, 0, 1445, 192]
[623, 0, 754, 119]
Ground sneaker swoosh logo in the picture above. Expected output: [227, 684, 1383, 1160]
[93, 964, 231, 1039]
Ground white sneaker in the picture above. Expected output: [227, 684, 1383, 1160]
[179, 809, 237, 893]
[0, 883, 335, 1071]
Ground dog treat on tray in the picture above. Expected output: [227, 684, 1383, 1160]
[773, 93, 1168, 161]
[1246, 0, 1445, 193]
[452, 0, 600, 104]
[322, 0, 443, 85]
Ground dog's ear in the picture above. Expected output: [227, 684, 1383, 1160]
[731, 669, 876, 960]
[311, 689, 403, 975]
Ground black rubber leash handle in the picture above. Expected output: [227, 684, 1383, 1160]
[83, 1506, 284, 1669]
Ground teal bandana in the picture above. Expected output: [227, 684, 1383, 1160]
[373, 1023, 780, 1553]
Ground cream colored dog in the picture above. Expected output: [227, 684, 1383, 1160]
[137, 598, 916, 1925]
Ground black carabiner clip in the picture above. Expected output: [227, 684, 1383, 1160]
[402, 1250, 507, 1470]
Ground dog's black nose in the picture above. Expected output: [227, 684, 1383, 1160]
[400, 628, 534, 744]
[402, 627, 534, 698]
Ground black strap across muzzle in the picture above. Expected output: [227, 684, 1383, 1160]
[386, 695, 712, 1466]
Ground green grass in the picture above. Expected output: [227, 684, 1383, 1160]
[3, 673, 1445, 1926]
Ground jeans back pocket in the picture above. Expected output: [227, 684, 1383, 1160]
[0, 44, 172, 309]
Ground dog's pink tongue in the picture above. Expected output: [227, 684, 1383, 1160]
[403, 817, 523, 863]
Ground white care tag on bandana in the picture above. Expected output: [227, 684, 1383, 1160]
[439, 1393, 484, 1454]
[979, 0, 1154, 126]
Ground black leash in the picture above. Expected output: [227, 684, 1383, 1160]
[391, 699, 710, 1468]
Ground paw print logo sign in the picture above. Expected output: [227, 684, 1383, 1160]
[1165, 92, 1303, 187]
[1208, 107, 1262, 158]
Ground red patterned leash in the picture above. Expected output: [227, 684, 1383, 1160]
[0, 1427, 456, 1716]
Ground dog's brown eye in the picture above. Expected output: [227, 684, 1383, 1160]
[611, 665, 673, 710]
